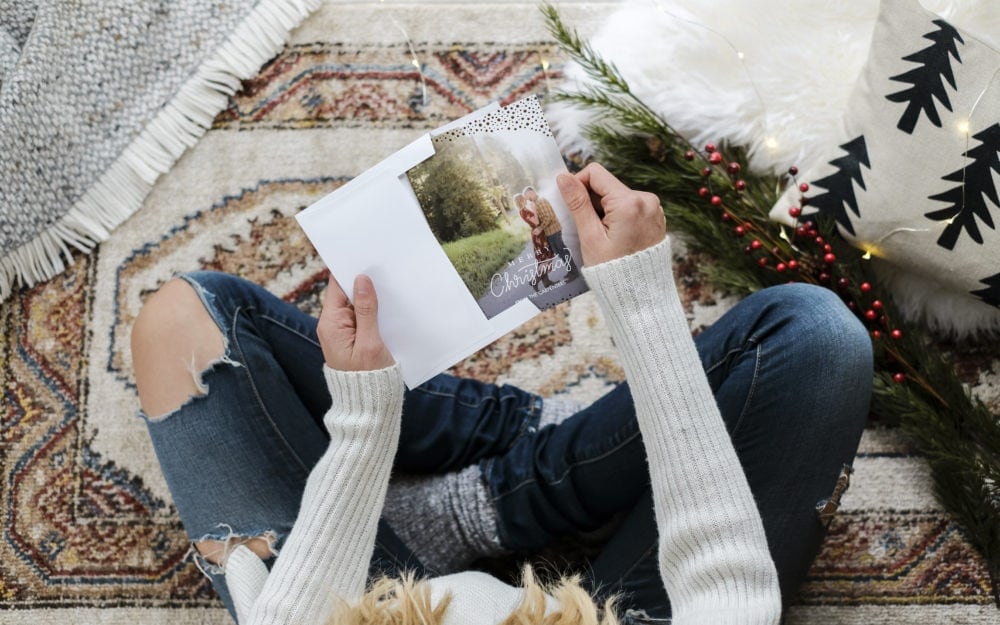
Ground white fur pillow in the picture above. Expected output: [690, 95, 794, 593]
[770, 0, 1000, 333]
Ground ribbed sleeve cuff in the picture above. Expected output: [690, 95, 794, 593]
[581, 237, 678, 316]
[581, 236, 782, 624]
[226, 545, 270, 625]
[249, 364, 405, 625]
[322, 364, 405, 432]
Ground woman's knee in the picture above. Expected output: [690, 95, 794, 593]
[767, 283, 872, 427]
[763, 283, 871, 368]
[131, 278, 227, 418]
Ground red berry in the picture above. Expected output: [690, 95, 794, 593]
[684, 150, 696, 161]
[709, 152, 723, 164]
[705, 143, 717, 153]
[795, 226, 809, 236]
[799, 182, 810, 192]
[891, 329, 903, 340]
[776, 262, 787, 272]
[823, 253, 836, 264]
[750, 239, 763, 250]
[865, 309, 877, 321]
[823, 244, 833, 253]
[872, 300, 883, 310]
[698, 186, 710, 197]
[819, 272, 831, 283]
[721, 212, 732, 221]
[814, 236, 824, 245]
[847, 301, 857, 310]
[711, 195, 723, 206]
[788, 206, 802, 218]
[872, 330, 882, 339]
[728, 162, 741, 175]
[860, 282, 872, 293]
[735, 180, 747, 191]
[787, 259, 799, 270]
[771, 246, 781, 255]
[837, 278, 850, 289]
[702, 167, 712, 177]
[788, 166, 799, 176]
[744, 245, 753, 254]
[735, 226, 746, 237]
[893, 372, 906, 383]
[758, 257, 768, 267]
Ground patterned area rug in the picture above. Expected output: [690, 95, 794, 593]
[1, 2, 996, 623]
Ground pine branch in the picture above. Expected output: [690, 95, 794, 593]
[545, 5, 1000, 604]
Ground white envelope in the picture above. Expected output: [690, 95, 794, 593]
[296, 98, 585, 387]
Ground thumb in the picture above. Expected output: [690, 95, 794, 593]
[351, 274, 382, 343]
[557, 172, 603, 241]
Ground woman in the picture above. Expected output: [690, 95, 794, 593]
[516, 193, 556, 289]
[131, 164, 872, 625]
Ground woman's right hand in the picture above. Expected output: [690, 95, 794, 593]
[557, 163, 666, 267]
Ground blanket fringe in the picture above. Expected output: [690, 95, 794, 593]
[0, 0, 321, 300]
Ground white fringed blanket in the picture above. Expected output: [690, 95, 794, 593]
[0, 0, 318, 300]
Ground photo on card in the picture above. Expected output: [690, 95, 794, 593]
[405, 97, 587, 319]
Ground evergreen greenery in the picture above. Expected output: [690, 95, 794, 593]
[407, 136, 500, 243]
[542, 4, 1000, 605]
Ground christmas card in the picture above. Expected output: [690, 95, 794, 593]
[296, 96, 587, 387]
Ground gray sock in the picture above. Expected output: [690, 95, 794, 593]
[538, 395, 585, 429]
[383, 464, 504, 575]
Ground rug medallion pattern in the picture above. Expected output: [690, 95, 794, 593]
[1, 35, 995, 621]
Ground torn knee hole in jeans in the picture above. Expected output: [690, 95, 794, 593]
[141, 352, 242, 423]
[816, 464, 853, 527]
[192, 525, 279, 576]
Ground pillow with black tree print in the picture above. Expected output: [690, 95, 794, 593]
[770, 0, 999, 332]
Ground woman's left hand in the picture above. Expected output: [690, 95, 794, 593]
[317, 274, 395, 372]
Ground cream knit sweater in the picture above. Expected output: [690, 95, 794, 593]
[223, 237, 782, 625]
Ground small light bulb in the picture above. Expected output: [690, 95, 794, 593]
[411, 59, 420, 69]
[541, 59, 550, 71]
[862, 250, 873, 260]
[765, 137, 779, 149]
[957, 120, 970, 134]
[737, 51, 745, 60]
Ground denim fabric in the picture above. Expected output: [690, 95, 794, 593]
[485, 282, 872, 617]
[141, 273, 871, 622]
[142, 271, 542, 617]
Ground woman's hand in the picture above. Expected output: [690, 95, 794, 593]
[317, 274, 394, 372]
[557, 163, 666, 267]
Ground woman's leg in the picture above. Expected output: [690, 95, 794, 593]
[484, 283, 872, 615]
[133, 272, 429, 618]
[131, 271, 545, 616]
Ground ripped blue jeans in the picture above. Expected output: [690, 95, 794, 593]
[141, 272, 872, 622]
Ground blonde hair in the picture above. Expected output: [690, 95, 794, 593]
[329, 567, 620, 625]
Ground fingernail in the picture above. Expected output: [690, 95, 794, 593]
[354, 274, 370, 296]
[557, 173, 573, 192]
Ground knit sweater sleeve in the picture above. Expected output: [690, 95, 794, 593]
[235, 364, 405, 625]
[582, 237, 781, 625]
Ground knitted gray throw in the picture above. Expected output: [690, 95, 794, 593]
[0, 0, 317, 299]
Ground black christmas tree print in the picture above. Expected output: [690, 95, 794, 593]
[971, 272, 1000, 308]
[925, 124, 1000, 250]
[806, 136, 870, 236]
[885, 19, 964, 134]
